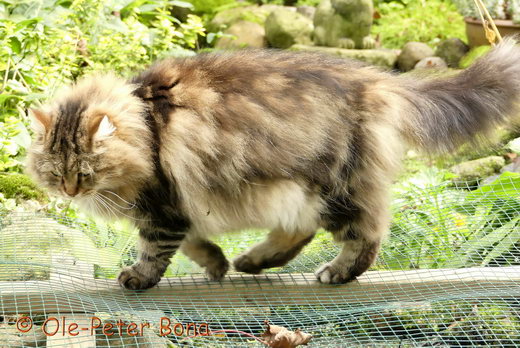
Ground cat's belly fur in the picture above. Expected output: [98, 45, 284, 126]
[181, 179, 324, 238]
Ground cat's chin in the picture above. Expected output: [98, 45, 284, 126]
[73, 195, 100, 215]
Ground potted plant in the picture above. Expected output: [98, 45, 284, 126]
[453, 0, 520, 47]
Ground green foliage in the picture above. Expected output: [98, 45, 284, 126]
[295, 0, 320, 5]
[188, 0, 236, 14]
[373, 0, 466, 49]
[0, 116, 31, 172]
[383, 171, 520, 270]
[0, 0, 206, 146]
[459, 45, 491, 68]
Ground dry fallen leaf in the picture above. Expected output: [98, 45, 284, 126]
[261, 321, 312, 348]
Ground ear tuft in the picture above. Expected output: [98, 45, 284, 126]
[97, 115, 117, 138]
[29, 109, 51, 133]
[89, 114, 116, 140]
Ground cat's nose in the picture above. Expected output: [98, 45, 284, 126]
[64, 185, 79, 197]
[63, 178, 79, 197]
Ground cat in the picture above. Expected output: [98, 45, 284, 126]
[26, 38, 520, 290]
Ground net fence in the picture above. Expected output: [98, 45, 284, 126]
[0, 172, 519, 347]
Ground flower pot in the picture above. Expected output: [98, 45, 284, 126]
[465, 17, 520, 47]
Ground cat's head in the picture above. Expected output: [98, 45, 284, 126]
[26, 74, 154, 209]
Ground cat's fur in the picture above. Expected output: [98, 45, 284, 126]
[26, 39, 520, 289]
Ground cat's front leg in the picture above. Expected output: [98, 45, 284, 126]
[180, 236, 229, 281]
[118, 228, 186, 290]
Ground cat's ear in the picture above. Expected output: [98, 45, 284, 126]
[89, 114, 116, 140]
[29, 109, 51, 134]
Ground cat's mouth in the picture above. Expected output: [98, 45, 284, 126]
[60, 188, 93, 199]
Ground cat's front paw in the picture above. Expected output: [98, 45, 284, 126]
[315, 262, 355, 284]
[117, 265, 161, 290]
[205, 258, 229, 281]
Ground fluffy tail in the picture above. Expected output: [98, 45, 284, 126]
[397, 37, 520, 152]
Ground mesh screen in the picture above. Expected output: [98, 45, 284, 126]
[0, 173, 519, 347]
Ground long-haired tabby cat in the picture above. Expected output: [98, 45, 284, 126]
[26, 39, 520, 290]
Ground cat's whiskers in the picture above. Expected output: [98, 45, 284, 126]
[92, 193, 118, 219]
[93, 192, 146, 222]
[101, 190, 136, 210]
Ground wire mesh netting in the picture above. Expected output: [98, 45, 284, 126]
[0, 172, 519, 347]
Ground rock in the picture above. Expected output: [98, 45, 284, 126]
[397, 42, 434, 72]
[297, 5, 315, 19]
[435, 38, 469, 68]
[290, 44, 398, 68]
[215, 21, 266, 49]
[450, 156, 506, 184]
[0, 173, 46, 201]
[414, 56, 448, 70]
[314, 0, 374, 49]
[265, 8, 313, 49]
[208, 5, 287, 32]
[501, 157, 520, 174]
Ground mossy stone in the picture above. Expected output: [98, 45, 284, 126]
[265, 8, 313, 49]
[0, 173, 46, 201]
[450, 156, 506, 184]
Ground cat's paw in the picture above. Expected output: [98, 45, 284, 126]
[233, 254, 262, 274]
[205, 258, 229, 281]
[315, 262, 355, 284]
[117, 266, 160, 290]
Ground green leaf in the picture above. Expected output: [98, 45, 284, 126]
[481, 217, 520, 265]
[0, 94, 21, 104]
[468, 172, 520, 200]
[168, 0, 194, 9]
[450, 219, 518, 267]
[14, 18, 39, 31]
[120, 0, 150, 18]
[8, 36, 21, 54]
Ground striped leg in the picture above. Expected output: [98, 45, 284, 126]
[117, 228, 185, 290]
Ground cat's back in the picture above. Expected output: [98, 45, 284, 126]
[132, 49, 383, 124]
[132, 49, 389, 196]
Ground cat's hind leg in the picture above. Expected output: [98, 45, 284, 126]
[315, 191, 388, 284]
[180, 236, 229, 281]
[233, 229, 315, 274]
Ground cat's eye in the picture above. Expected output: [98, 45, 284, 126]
[78, 173, 90, 177]
[51, 171, 60, 177]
